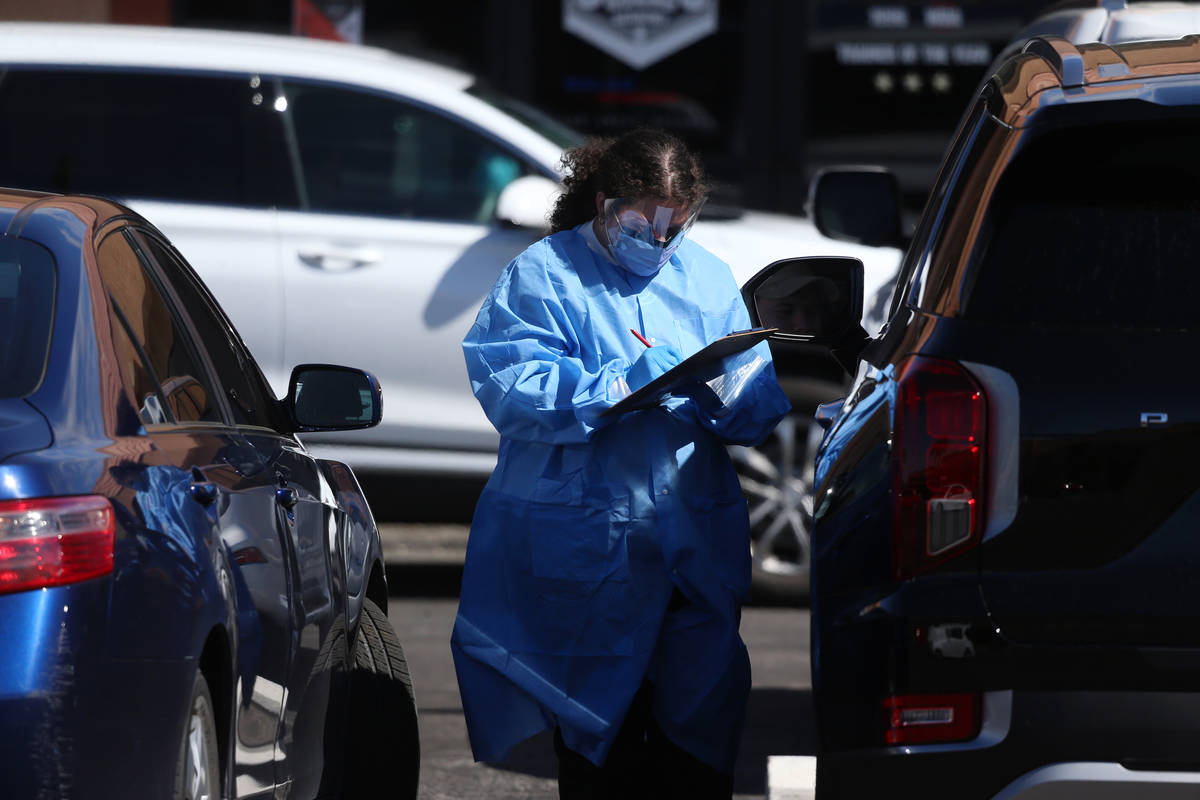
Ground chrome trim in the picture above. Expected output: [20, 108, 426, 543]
[885, 690, 1012, 755]
[992, 761, 1200, 800]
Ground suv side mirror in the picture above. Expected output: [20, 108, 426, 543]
[287, 364, 382, 432]
[808, 166, 903, 247]
[742, 256, 868, 374]
[742, 256, 864, 343]
[495, 174, 561, 230]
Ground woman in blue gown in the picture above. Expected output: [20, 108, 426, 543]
[452, 128, 790, 798]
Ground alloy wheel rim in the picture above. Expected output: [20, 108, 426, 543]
[730, 414, 815, 578]
[186, 702, 214, 800]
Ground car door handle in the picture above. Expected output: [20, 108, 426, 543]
[189, 481, 218, 506]
[297, 247, 381, 271]
[816, 398, 844, 430]
[275, 486, 298, 509]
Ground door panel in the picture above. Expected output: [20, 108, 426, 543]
[257, 436, 345, 797]
[275, 78, 542, 455]
[147, 429, 291, 798]
[276, 212, 535, 453]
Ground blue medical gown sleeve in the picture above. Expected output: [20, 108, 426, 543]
[463, 253, 630, 445]
[672, 295, 791, 446]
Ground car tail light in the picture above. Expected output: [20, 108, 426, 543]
[893, 356, 987, 579]
[0, 496, 115, 594]
[884, 693, 980, 745]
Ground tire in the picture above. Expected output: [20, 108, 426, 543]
[343, 597, 421, 800]
[174, 671, 221, 800]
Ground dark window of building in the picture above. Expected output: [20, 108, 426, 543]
[0, 69, 296, 207]
[282, 80, 528, 222]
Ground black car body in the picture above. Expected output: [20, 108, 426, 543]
[791, 35, 1200, 798]
[0, 190, 418, 799]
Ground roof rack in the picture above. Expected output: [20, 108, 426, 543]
[1023, 36, 1087, 87]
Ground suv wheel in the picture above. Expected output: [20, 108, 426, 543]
[731, 412, 822, 602]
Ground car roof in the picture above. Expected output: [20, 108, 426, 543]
[0, 23, 564, 175]
[1099, 1, 1200, 42]
[1010, 1, 1200, 48]
[995, 2, 1200, 70]
[0, 22, 474, 90]
[0, 188, 145, 239]
[992, 34, 1200, 123]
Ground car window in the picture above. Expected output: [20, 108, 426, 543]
[467, 83, 584, 150]
[0, 237, 56, 398]
[96, 231, 222, 425]
[0, 69, 296, 207]
[886, 97, 990, 324]
[961, 115, 1200, 331]
[132, 230, 286, 431]
[281, 80, 529, 222]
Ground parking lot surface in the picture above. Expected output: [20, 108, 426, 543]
[387, 566, 813, 800]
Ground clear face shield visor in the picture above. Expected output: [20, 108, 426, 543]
[603, 197, 705, 254]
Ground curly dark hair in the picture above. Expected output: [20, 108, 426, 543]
[548, 127, 710, 233]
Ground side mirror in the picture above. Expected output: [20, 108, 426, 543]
[808, 166, 903, 247]
[742, 256, 868, 375]
[742, 256, 864, 342]
[287, 364, 382, 432]
[495, 174, 562, 230]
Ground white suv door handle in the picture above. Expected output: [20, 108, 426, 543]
[297, 246, 382, 271]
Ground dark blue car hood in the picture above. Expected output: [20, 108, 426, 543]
[0, 397, 52, 463]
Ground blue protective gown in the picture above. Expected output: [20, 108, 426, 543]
[452, 224, 791, 774]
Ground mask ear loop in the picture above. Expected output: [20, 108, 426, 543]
[601, 198, 624, 258]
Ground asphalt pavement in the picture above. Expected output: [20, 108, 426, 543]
[386, 551, 814, 800]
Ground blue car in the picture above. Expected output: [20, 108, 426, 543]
[0, 190, 418, 799]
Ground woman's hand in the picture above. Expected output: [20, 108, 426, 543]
[626, 345, 683, 392]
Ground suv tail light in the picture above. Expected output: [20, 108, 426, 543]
[0, 496, 115, 594]
[884, 693, 980, 745]
[893, 356, 987, 579]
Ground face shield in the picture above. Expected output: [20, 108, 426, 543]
[602, 196, 705, 276]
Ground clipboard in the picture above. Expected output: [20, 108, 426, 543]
[600, 327, 778, 417]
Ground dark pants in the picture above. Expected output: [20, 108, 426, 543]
[554, 681, 735, 800]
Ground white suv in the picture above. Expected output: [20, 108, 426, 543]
[0, 23, 900, 594]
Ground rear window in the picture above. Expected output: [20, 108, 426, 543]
[0, 238, 56, 397]
[962, 116, 1200, 331]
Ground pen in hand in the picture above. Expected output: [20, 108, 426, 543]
[630, 328, 652, 348]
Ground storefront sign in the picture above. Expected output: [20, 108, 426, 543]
[563, 0, 719, 70]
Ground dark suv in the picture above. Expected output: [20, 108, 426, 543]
[767, 34, 1200, 798]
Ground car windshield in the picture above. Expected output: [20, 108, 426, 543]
[0, 238, 56, 397]
[467, 84, 584, 150]
[963, 113, 1200, 331]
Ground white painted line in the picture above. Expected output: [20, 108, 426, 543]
[767, 755, 816, 800]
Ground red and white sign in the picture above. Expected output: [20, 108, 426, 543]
[293, 0, 363, 44]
